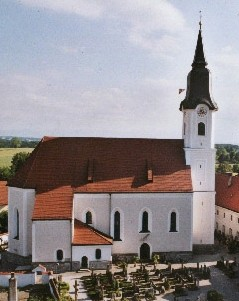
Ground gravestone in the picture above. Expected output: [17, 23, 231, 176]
[8, 272, 17, 301]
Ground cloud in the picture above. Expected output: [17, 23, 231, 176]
[58, 46, 79, 55]
[214, 45, 239, 68]
[0, 72, 182, 138]
[20, 0, 189, 57]
[21, 0, 104, 19]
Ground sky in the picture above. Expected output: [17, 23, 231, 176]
[1, 0, 239, 144]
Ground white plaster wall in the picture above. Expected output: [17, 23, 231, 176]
[32, 220, 71, 262]
[8, 187, 35, 256]
[215, 206, 239, 237]
[192, 192, 215, 244]
[0, 273, 36, 287]
[110, 193, 193, 255]
[184, 148, 216, 192]
[72, 245, 112, 263]
[73, 194, 110, 234]
[183, 106, 215, 149]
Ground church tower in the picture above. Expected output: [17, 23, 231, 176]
[180, 23, 218, 246]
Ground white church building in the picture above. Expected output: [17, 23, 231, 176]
[7, 26, 218, 270]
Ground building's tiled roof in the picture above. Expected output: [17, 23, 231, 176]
[216, 173, 239, 213]
[0, 181, 8, 206]
[8, 137, 192, 220]
[32, 186, 73, 220]
[72, 219, 112, 245]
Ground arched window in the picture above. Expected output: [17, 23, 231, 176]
[141, 211, 149, 232]
[95, 249, 101, 260]
[56, 249, 63, 261]
[13, 208, 19, 240]
[170, 212, 177, 232]
[198, 122, 205, 136]
[86, 211, 92, 224]
[222, 225, 225, 233]
[81, 256, 88, 268]
[114, 211, 121, 241]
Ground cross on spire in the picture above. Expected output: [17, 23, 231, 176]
[199, 10, 202, 30]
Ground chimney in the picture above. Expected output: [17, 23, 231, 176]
[228, 173, 233, 187]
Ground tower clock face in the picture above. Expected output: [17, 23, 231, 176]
[197, 106, 207, 117]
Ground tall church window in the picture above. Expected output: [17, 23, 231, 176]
[86, 211, 92, 224]
[141, 211, 149, 232]
[222, 225, 225, 233]
[198, 122, 205, 136]
[56, 249, 63, 261]
[114, 211, 121, 241]
[13, 208, 19, 240]
[170, 211, 177, 232]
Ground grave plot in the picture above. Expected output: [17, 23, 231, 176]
[81, 262, 211, 300]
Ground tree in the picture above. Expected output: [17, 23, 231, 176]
[0, 166, 11, 180]
[10, 137, 21, 148]
[10, 152, 30, 176]
[152, 254, 160, 270]
[216, 163, 233, 173]
[233, 164, 239, 173]
[0, 211, 8, 232]
[207, 289, 224, 301]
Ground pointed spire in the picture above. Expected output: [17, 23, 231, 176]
[192, 13, 207, 68]
[179, 18, 218, 112]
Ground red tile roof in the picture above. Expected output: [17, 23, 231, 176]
[216, 173, 239, 213]
[32, 186, 73, 220]
[8, 137, 192, 220]
[72, 219, 112, 245]
[0, 181, 8, 206]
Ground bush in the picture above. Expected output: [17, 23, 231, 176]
[207, 289, 224, 301]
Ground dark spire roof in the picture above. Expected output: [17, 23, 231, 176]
[192, 29, 207, 68]
[179, 26, 218, 111]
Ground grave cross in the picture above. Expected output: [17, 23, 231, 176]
[73, 279, 79, 301]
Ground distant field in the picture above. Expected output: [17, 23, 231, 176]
[0, 148, 34, 168]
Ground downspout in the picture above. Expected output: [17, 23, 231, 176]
[109, 193, 111, 235]
[70, 219, 73, 271]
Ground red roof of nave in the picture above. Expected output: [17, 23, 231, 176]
[8, 137, 192, 220]
[216, 173, 239, 213]
[0, 181, 8, 206]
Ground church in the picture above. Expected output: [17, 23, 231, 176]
[7, 25, 218, 270]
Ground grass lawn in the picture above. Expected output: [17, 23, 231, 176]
[0, 148, 34, 168]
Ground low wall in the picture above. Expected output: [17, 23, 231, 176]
[89, 260, 111, 270]
[193, 244, 216, 255]
[0, 273, 35, 287]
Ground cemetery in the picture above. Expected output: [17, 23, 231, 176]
[81, 258, 212, 301]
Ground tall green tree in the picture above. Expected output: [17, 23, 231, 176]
[10, 152, 30, 175]
[0, 211, 8, 232]
[10, 137, 22, 148]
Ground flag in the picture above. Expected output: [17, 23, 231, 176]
[179, 89, 185, 94]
